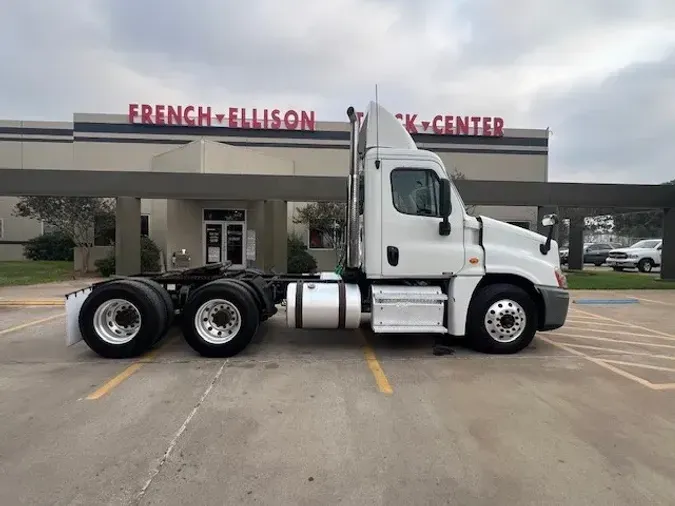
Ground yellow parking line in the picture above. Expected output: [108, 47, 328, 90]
[0, 299, 64, 306]
[362, 342, 393, 395]
[0, 313, 64, 337]
[85, 346, 162, 400]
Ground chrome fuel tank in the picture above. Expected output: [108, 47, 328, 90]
[286, 281, 362, 329]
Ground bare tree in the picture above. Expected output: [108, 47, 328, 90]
[14, 197, 114, 273]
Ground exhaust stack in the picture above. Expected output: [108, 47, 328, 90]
[346, 106, 361, 269]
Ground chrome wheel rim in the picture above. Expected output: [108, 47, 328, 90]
[484, 299, 526, 343]
[93, 298, 142, 345]
[194, 299, 242, 344]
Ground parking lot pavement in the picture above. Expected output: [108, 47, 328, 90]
[2, 294, 675, 505]
[542, 290, 675, 390]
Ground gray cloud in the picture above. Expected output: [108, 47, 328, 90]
[0, 0, 674, 183]
[533, 49, 675, 184]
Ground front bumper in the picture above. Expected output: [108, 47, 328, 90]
[536, 285, 569, 331]
[606, 258, 637, 268]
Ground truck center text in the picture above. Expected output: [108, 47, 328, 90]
[128, 104, 505, 137]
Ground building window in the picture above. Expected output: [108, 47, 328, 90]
[141, 215, 149, 237]
[390, 168, 443, 217]
[507, 221, 531, 230]
[308, 226, 343, 250]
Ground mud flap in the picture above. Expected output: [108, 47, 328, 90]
[65, 287, 92, 346]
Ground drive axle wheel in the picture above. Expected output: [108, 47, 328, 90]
[194, 299, 242, 345]
[130, 277, 175, 343]
[181, 280, 260, 357]
[78, 279, 165, 358]
[466, 283, 537, 354]
[93, 299, 142, 345]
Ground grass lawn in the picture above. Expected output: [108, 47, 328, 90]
[0, 261, 75, 286]
[565, 269, 675, 290]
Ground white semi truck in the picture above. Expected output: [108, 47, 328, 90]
[65, 102, 569, 359]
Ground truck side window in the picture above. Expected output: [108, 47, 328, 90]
[390, 168, 442, 217]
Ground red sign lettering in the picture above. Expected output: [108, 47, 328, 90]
[357, 111, 504, 137]
[128, 104, 316, 131]
[127, 104, 505, 136]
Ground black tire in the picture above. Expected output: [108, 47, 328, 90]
[227, 279, 266, 321]
[637, 258, 653, 273]
[130, 277, 175, 342]
[594, 261, 603, 267]
[180, 280, 260, 357]
[78, 279, 164, 359]
[466, 283, 538, 354]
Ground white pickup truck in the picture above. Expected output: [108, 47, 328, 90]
[606, 239, 663, 273]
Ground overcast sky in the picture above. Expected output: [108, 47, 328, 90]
[1, 0, 674, 184]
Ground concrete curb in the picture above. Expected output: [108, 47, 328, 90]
[0, 300, 65, 306]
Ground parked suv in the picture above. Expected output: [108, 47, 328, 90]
[606, 239, 662, 272]
[559, 242, 621, 266]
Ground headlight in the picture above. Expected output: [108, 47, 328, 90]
[628, 253, 638, 259]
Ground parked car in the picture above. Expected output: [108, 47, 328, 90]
[606, 239, 662, 272]
[559, 242, 622, 266]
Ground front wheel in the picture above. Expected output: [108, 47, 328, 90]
[638, 258, 654, 273]
[466, 283, 538, 354]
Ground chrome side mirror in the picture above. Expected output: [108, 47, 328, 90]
[540, 213, 559, 255]
[541, 214, 559, 227]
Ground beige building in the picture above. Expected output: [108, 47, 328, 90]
[0, 107, 549, 271]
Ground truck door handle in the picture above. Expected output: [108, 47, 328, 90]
[387, 246, 399, 266]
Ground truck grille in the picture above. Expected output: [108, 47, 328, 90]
[609, 252, 627, 259]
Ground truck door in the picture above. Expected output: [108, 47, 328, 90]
[381, 159, 466, 278]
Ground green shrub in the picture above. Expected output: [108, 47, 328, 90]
[94, 255, 116, 277]
[140, 236, 161, 273]
[94, 236, 162, 277]
[287, 233, 317, 274]
[23, 232, 75, 261]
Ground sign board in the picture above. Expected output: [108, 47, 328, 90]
[128, 103, 505, 137]
[246, 230, 257, 261]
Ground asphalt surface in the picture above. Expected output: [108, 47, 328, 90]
[2, 291, 675, 505]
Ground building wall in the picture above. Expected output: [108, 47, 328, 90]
[1, 113, 548, 266]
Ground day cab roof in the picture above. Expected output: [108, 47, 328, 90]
[357, 101, 447, 176]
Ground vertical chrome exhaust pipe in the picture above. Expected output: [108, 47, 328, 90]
[346, 107, 360, 269]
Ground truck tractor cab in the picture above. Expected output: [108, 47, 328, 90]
[290, 101, 570, 354]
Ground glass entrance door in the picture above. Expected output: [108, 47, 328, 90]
[204, 223, 223, 264]
[203, 216, 246, 269]
[225, 223, 244, 268]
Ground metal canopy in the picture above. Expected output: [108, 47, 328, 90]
[1, 168, 673, 208]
